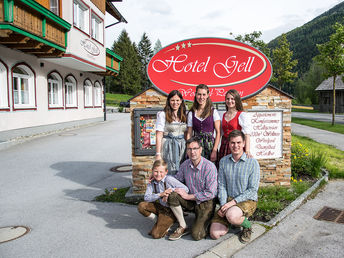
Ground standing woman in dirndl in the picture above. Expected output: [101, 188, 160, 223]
[187, 84, 221, 162]
[155, 90, 188, 175]
[218, 89, 252, 162]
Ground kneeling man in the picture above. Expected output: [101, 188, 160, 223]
[210, 130, 260, 243]
[168, 137, 217, 241]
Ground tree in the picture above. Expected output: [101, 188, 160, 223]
[153, 39, 163, 54]
[294, 61, 326, 104]
[270, 34, 298, 91]
[110, 29, 142, 95]
[314, 22, 344, 125]
[138, 32, 154, 90]
[231, 31, 271, 59]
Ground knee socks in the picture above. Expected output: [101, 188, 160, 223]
[240, 217, 251, 229]
[170, 205, 187, 228]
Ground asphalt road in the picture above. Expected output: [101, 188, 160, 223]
[292, 112, 344, 124]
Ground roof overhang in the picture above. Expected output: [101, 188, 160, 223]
[106, 0, 127, 23]
[40, 54, 106, 72]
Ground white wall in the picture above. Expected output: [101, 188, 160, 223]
[0, 45, 104, 132]
[62, 0, 106, 70]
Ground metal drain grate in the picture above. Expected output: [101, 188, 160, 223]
[313, 206, 344, 224]
[110, 164, 132, 173]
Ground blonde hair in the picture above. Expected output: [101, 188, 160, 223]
[152, 159, 167, 171]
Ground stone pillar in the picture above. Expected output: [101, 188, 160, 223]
[129, 88, 166, 195]
[243, 86, 292, 186]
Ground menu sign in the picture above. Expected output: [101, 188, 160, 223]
[147, 37, 272, 102]
[248, 111, 283, 159]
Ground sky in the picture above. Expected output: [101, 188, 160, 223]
[105, 0, 343, 49]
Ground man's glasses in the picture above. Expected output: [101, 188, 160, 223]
[187, 147, 200, 152]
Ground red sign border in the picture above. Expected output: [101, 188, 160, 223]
[147, 37, 273, 103]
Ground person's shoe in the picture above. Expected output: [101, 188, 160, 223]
[168, 226, 189, 241]
[239, 227, 252, 243]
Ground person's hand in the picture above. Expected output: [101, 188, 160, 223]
[165, 188, 173, 195]
[174, 188, 188, 199]
[245, 151, 253, 158]
[220, 200, 236, 214]
[162, 196, 168, 203]
[217, 208, 225, 217]
[148, 174, 154, 183]
[210, 149, 217, 162]
[159, 188, 172, 198]
[155, 153, 161, 160]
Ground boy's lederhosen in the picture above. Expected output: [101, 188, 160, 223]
[211, 197, 257, 226]
[137, 181, 176, 239]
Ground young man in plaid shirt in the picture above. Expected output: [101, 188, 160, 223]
[210, 130, 260, 243]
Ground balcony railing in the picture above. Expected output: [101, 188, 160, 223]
[0, 0, 70, 57]
[94, 48, 123, 76]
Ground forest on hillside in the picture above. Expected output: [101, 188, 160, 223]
[268, 1, 344, 75]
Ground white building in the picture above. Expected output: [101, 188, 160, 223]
[0, 0, 125, 136]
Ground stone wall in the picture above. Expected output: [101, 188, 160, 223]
[130, 86, 292, 195]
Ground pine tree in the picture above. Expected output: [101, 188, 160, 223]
[138, 33, 154, 90]
[231, 31, 271, 59]
[314, 22, 344, 125]
[110, 29, 142, 94]
[270, 34, 298, 91]
[153, 39, 163, 54]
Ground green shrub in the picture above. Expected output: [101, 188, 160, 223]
[94, 187, 129, 203]
[291, 141, 327, 179]
[309, 150, 328, 178]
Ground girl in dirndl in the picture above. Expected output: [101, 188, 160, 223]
[155, 90, 187, 175]
[187, 84, 221, 162]
[218, 89, 252, 162]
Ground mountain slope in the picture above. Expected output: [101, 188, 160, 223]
[268, 2, 344, 75]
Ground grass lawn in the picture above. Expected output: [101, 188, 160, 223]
[251, 180, 314, 222]
[291, 108, 319, 113]
[292, 117, 344, 134]
[105, 93, 133, 106]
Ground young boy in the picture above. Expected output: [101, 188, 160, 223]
[138, 160, 189, 239]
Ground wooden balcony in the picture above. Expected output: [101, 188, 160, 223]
[95, 48, 123, 76]
[0, 0, 71, 57]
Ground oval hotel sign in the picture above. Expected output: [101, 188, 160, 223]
[147, 37, 272, 102]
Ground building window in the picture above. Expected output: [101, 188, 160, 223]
[65, 75, 77, 108]
[94, 81, 102, 107]
[73, 0, 89, 33]
[48, 72, 63, 108]
[0, 60, 9, 109]
[91, 13, 103, 44]
[12, 64, 36, 109]
[50, 0, 60, 16]
[84, 79, 93, 107]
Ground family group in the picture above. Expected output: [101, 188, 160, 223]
[137, 84, 260, 243]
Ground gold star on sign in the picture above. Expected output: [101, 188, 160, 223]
[187, 42, 192, 47]
[181, 43, 186, 48]
[175, 44, 180, 51]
